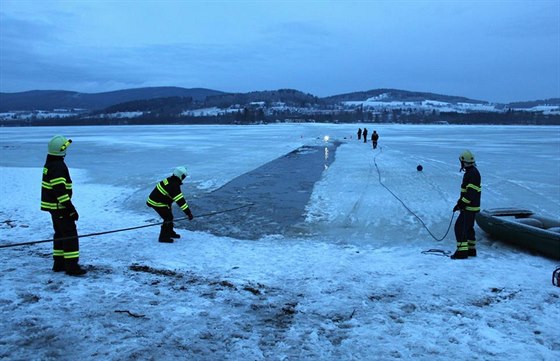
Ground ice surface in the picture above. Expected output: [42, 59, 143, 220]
[0, 124, 559, 360]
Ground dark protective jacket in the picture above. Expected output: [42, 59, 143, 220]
[41, 155, 75, 212]
[147, 175, 190, 212]
[372, 132, 379, 141]
[457, 165, 481, 212]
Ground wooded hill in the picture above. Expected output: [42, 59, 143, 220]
[1, 87, 558, 126]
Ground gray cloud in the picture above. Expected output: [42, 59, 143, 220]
[0, 1, 558, 102]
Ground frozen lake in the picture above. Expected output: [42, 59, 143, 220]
[1, 123, 559, 360]
[1, 123, 558, 245]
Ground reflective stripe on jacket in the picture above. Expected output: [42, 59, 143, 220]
[458, 166, 481, 212]
[41, 155, 73, 211]
[146, 176, 189, 211]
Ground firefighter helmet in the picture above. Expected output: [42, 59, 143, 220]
[48, 135, 72, 156]
[459, 150, 475, 165]
[173, 166, 188, 180]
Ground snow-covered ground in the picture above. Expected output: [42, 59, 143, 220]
[343, 98, 501, 113]
[0, 124, 559, 360]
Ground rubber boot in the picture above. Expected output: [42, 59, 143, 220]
[65, 259, 87, 276]
[451, 242, 469, 259]
[159, 223, 174, 243]
[450, 250, 469, 259]
[52, 256, 65, 272]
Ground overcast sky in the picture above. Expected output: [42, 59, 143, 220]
[0, 0, 558, 103]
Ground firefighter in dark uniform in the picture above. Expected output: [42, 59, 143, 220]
[451, 150, 482, 259]
[362, 128, 368, 143]
[371, 130, 379, 149]
[357, 128, 362, 140]
[147, 166, 194, 243]
[41, 135, 86, 276]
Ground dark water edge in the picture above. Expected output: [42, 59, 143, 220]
[179, 141, 342, 240]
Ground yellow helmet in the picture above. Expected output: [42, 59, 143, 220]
[48, 135, 72, 156]
[459, 150, 475, 165]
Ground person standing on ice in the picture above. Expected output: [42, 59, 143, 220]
[147, 166, 194, 243]
[40, 135, 86, 276]
[357, 128, 362, 140]
[362, 128, 368, 143]
[371, 130, 379, 149]
[451, 150, 482, 259]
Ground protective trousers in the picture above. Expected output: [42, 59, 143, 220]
[454, 210, 477, 252]
[50, 211, 79, 270]
[152, 206, 174, 241]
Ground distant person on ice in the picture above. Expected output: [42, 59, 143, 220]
[451, 150, 482, 259]
[362, 128, 368, 143]
[357, 128, 362, 140]
[371, 130, 379, 149]
[40, 135, 87, 276]
[147, 166, 194, 243]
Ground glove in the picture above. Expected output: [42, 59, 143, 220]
[185, 208, 194, 221]
[65, 204, 79, 221]
[453, 204, 460, 212]
[69, 210, 79, 221]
